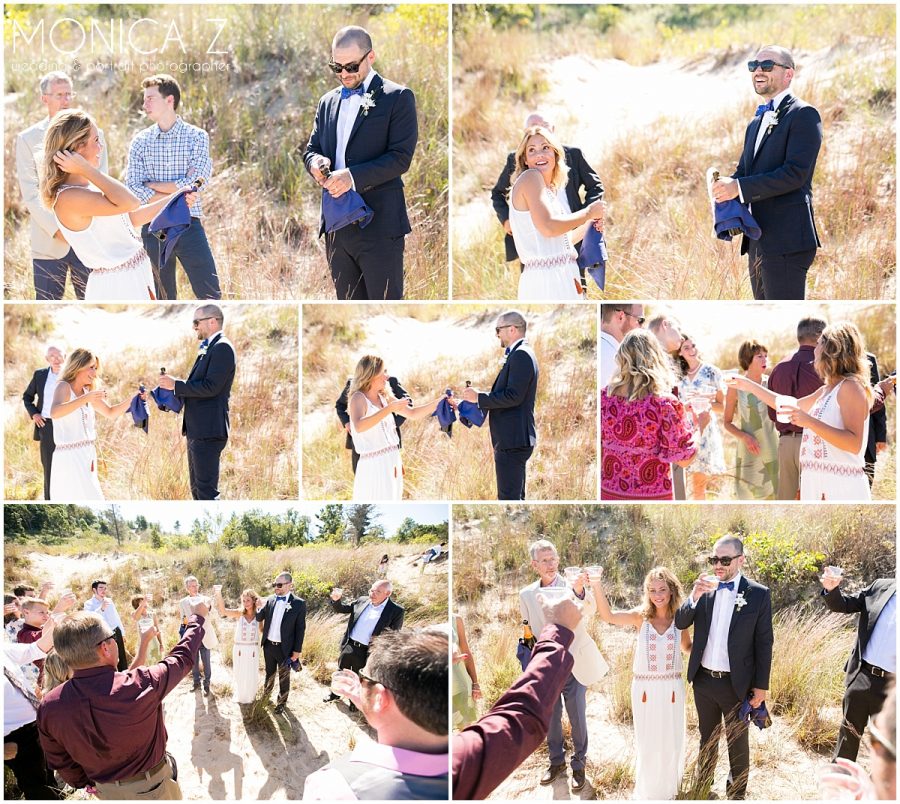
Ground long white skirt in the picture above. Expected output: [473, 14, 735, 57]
[84, 254, 156, 301]
[353, 448, 403, 500]
[49, 442, 104, 500]
[800, 467, 871, 501]
[232, 643, 260, 704]
[631, 676, 685, 799]
[518, 259, 583, 301]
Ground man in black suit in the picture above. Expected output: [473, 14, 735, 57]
[255, 572, 307, 714]
[821, 573, 896, 761]
[675, 535, 774, 799]
[712, 45, 822, 300]
[462, 310, 538, 501]
[324, 580, 404, 707]
[491, 112, 603, 289]
[864, 353, 889, 487]
[22, 346, 65, 500]
[304, 25, 418, 300]
[335, 376, 408, 474]
[158, 304, 236, 500]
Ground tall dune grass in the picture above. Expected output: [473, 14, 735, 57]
[4, 4, 448, 299]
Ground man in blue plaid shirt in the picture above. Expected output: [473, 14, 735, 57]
[126, 74, 221, 300]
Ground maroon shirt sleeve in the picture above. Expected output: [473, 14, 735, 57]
[451, 623, 575, 800]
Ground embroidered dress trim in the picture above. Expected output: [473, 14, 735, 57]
[55, 439, 94, 451]
[92, 248, 149, 275]
[799, 459, 866, 477]
[634, 671, 682, 681]
[358, 444, 400, 460]
[521, 252, 578, 270]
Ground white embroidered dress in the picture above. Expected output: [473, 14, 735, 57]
[231, 614, 261, 704]
[630, 620, 685, 800]
[510, 183, 583, 301]
[799, 380, 871, 501]
[350, 393, 403, 501]
[49, 389, 103, 500]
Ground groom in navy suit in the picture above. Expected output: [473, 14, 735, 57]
[256, 572, 306, 714]
[675, 535, 773, 799]
[158, 304, 236, 499]
[712, 45, 822, 300]
[304, 26, 418, 301]
[462, 311, 538, 500]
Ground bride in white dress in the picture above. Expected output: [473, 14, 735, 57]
[509, 125, 605, 301]
[592, 567, 692, 800]
[214, 586, 263, 704]
[348, 355, 445, 501]
[49, 348, 141, 501]
[40, 109, 191, 300]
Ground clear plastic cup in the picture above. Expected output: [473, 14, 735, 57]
[690, 395, 711, 414]
[775, 394, 797, 424]
[138, 616, 154, 634]
[331, 669, 361, 699]
[212, 584, 223, 593]
[563, 566, 582, 582]
[585, 566, 603, 581]
[701, 573, 719, 593]
[331, 587, 343, 600]
[819, 764, 864, 800]
[824, 566, 843, 579]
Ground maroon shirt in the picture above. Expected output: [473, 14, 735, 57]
[766, 345, 823, 435]
[36, 614, 204, 787]
[17, 622, 46, 683]
[452, 623, 574, 800]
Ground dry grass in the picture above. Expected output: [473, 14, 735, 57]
[3, 303, 298, 500]
[301, 304, 597, 500]
[452, 6, 895, 300]
[4, 4, 448, 300]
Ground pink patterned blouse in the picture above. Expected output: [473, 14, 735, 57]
[601, 390, 696, 500]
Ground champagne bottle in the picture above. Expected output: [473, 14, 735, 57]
[522, 620, 536, 651]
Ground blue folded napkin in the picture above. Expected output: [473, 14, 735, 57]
[458, 400, 485, 428]
[714, 199, 762, 242]
[150, 386, 183, 414]
[322, 189, 374, 233]
[148, 190, 195, 265]
[128, 389, 149, 433]
[577, 227, 608, 290]
[282, 657, 302, 672]
[432, 394, 456, 437]
[739, 695, 772, 729]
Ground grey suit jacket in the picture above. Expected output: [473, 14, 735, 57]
[16, 116, 108, 260]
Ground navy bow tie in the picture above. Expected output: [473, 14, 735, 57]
[755, 100, 774, 117]
[198, 338, 209, 353]
[275, 595, 286, 602]
[504, 346, 511, 356]
[340, 86, 365, 100]
[717, 581, 735, 591]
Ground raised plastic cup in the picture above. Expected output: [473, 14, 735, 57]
[563, 566, 582, 582]
[331, 669, 361, 699]
[585, 566, 603, 581]
[775, 394, 797, 424]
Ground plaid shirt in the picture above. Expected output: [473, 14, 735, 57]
[125, 117, 212, 218]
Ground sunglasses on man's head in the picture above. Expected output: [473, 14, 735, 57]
[747, 60, 791, 73]
[707, 555, 742, 567]
[327, 50, 371, 75]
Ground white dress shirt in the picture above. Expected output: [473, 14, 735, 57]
[267, 596, 290, 643]
[692, 573, 742, 672]
[41, 367, 61, 418]
[335, 70, 377, 173]
[84, 595, 124, 632]
[350, 599, 388, 646]
[4, 642, 46, 736]
[862, 592, 896, 672]
[600, 330, 621, 389]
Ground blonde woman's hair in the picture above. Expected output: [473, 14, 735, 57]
[608, 329, 677, 401]
[241, 588, 261, 615]
[814, 322, 873, 404]
[42, 650, 72, 694]
[60, 348, 99, 387]
[512, 126, 569, 192]
[348, 355, 392, 399]
[40, 108, 95, 208]
[639, 566, 684, 621]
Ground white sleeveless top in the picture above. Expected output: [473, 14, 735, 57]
[54, 184, 147, 271]
[509, 185, 578, 266]
[350, 393, 400, 456]
[53, 388, 97, 446]
[632, 620, 683, 679]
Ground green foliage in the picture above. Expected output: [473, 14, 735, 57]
[220, 509, 310, 550]
[315, 503, 346, 543]
[3, 504, 97, 542]
[393, 517, 449, 544]
[743, 529, 826, 607]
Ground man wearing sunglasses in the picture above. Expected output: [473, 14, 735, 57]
[711, 45, 822, 301]
[461, 311, 538, 500]
[256, 573, 306, 715]
[675, 535, 773, 799]
[820, 573, 895, 762]
[600, 303, 644, 388]
[158, 305, 236, 500]
[304, 25, 418, 301]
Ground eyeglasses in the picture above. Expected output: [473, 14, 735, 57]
[495, 324, 515, 334]
[747, 60, 791, 72]
[45, 91, 76, 100]
[613, 308, 645, 325]
[192, 316, 217, 327]
[96, 633, 116, 647]
[327, 50, 371, 74]
[707, 555, 742, 567]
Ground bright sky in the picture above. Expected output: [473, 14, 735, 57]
[106, 502, 449, 539]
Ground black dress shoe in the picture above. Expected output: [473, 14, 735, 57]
[571, 768, 586, 792]
[274, 703, 285, 714]
[348, 702, 357, 712]
[191, 682, 201, 691]
[324, 692, 340, 703]
[540, 763, 566, 785]
[203, 686, 210, 696]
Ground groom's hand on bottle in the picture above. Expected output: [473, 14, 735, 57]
[324, 169, 353, 199]
[310, 156, 331, 185]
[712, 177, 740, 202]
[157, 373, 176, 391]
[461, 387, 479, 404]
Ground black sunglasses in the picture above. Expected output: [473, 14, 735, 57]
[192, 316, 217, 326]
[495, 324, 515, 334]
[359, 670, 389, 691]
[707, 555, 742, 567]
[327, 50, 371, 75]
[747, 60, 791, 73]
[96, 632, 116, 647]
[272, 582, 287, 588]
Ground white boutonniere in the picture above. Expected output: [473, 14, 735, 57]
[735, 592, 748, 610]
[360, 91, 376, 117]
[499, 355, 508, 367]
[197, 343, 209, 358]
[762, 110, 779, 135]
[284, 603, 292, 612]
